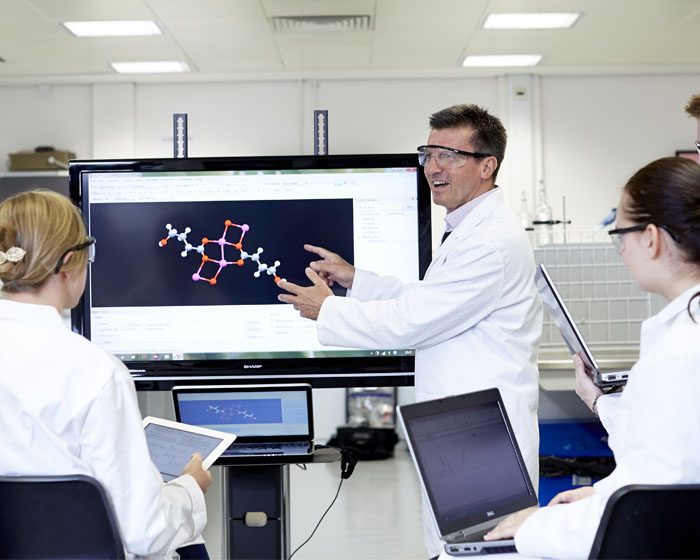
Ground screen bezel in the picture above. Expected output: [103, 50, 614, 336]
[398, 388, 538, 537]
[69, 153, 432, 390]
[535, 263, 598, 372]
[172, 383, 314, 443]
[141, 415, 236, 478]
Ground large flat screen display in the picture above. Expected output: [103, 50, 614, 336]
[70, 154, 431, 389]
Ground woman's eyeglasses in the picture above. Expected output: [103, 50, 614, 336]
[608, 224, 679, 254]
[54, 237, 96, 274]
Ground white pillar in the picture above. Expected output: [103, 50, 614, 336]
[91, 83, 135, 159]
[497, 74, 543, 215]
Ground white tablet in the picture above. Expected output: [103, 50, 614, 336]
[142, 416, 236, 482]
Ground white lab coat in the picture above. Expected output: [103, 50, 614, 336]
[515, 284, 700, 560]
[0, 300, 206, 560]
[317, 188, 542, 556]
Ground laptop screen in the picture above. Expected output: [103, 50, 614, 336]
[400, 388, 537, 538]
[535, 263, 599, 372]
[172, 384, 313, 442]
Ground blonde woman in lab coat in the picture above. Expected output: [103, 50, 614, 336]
[484, 157, 700, 559]
[0, 190, 212, 559]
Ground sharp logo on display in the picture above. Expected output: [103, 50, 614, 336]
[244, 364, 263, 369]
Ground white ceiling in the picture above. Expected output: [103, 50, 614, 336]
[1, 0, 699, 84]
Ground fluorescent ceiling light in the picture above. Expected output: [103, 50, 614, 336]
[111, 61, 191, 74]
[484, 13, 579, 29]
[63, 20, 162, 37]
[462, 55, 542, 67]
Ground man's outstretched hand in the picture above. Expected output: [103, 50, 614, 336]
[278, 267, 334, 320]
[304, 244, 356, 289]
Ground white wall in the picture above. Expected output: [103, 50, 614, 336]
[540, 74, 699, 229]
[2, 72, 698, 437]
[0, 84, 92, 167]
[135, 81, 303, 158]
[3, 73, 697, 228]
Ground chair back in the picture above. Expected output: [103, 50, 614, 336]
[589, 483, 700, 559]
[0, 474, 125, 559]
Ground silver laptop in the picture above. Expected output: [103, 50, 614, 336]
[398, 388, 538, 556]
[172, 384, 314, 464]
[535, 263, 629, 388]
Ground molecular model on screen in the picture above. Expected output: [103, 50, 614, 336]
[207, 403, 257, 421]
[158, 220, 284, 285]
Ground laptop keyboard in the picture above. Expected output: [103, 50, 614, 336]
[457, 529, 490, 542]
[447, 528, 518, 554]
[225, 442, 310, 456]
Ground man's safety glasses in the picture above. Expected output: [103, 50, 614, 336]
[417, 145, 491, 169]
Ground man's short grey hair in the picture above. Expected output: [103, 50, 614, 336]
[429, 104, 507, 180]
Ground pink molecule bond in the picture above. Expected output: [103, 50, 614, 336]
[158, 220, 283, 286]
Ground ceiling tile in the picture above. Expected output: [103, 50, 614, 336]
[0, 0, 698, 81]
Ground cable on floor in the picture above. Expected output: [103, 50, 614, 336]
[288, 478, 343, 560]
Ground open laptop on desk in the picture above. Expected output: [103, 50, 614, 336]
[535, 263, 630, 388]
[172, 384, 314, 464]
[398, 388, 538, 556]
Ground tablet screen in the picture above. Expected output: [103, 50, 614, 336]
[144, 423, 224, 481]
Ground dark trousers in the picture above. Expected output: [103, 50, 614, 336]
[176, 543, 210, 559]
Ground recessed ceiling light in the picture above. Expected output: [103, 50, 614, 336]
[111, 61, 191, 74]
[483, 13, 580, 29]
[462, 55, 542, 67]
[63, 20, 162, 37]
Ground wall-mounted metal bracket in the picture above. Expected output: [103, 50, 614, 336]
[313, 110, 328, 156]
[173, 113, 188, 158]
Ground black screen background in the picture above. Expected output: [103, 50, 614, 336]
[89, 198, 354, 307]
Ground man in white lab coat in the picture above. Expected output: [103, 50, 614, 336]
[278, 104, 542, 558]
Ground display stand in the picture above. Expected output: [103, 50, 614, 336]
[217, 448, 341, 560]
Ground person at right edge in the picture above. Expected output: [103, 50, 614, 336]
[485, 157, 700, 559]
[277, 104, 543, 559]
[685, 92, 700, 155]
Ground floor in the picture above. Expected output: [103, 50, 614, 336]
[137, 390, 428, 560]
[201, 442, 427, 560]
[288, 442, 425, 560]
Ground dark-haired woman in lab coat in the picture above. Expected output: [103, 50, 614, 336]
[484, 157, 700, 559]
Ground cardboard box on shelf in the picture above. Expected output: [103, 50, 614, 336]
[8, 150, 76, 171]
